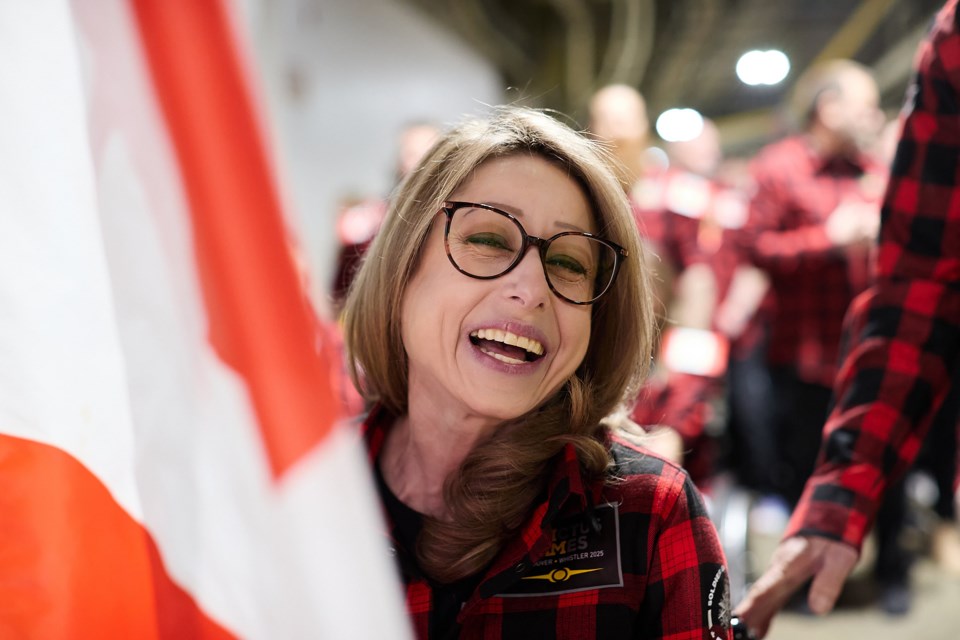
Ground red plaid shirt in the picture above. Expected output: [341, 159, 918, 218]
[787, 0, 960, 548]
[743, 135, 887, 386]
[629, 170, 748, 465]
[630, 371, 720, 485]
[363, 407, 733, 639]
[632, 169, 747, 297]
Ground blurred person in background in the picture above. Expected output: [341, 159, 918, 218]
[587, 83, 685, 465]
[736, 0, 960, 635]
[586, 84, 672, 304]
[342, 106, 734, 639]
[708, 157, 780, 509]
[329, 122, 441, 418]
[586, 83, 651, 189]
[331, 121, 441, 312]
[741, 58, 886, 510]
[626, 118, 763, 489]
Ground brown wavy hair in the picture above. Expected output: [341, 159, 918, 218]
[341, 106, 655, 582]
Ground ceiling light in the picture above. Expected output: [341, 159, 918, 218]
[655, 108, 704, 142]
[736, 49, 790, 86]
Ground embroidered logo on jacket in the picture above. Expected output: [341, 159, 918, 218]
[497, 503, 623, 597]
[706, 565, 731, 638]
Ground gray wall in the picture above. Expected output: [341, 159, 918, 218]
[246, 0, 504, 308]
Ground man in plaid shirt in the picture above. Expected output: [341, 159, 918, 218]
[736, 0, 960, 635]
[741, 59, 887, 507]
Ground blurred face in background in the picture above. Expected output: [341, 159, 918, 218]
[396, 123, 441, 179]
[666, 119, 722, 178]
[588, 85, 649, 146]
[588, 85, 649, 183]
[821, 67, 883, 154]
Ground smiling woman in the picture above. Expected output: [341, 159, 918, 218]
[341, 106, 733, 640]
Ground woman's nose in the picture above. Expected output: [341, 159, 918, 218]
[503, 246, 551, 308]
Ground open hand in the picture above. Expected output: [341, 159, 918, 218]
[825, 201, 879, 247]
[733, 535, 859, 638]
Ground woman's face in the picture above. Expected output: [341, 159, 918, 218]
[400, 154, 596, 424]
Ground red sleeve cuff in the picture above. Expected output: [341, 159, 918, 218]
[783, 480, 874, 549]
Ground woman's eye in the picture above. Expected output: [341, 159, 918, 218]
[466, 233, 512, 250]
[547, 255, 588, 275]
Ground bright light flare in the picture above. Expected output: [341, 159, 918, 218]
[736, 49, 790, 86]
[655, 108, 704, 143]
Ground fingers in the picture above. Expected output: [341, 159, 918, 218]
[734, 536, 861, 638]
[734, 537, 816, 638]
[807, 543, 858, 614]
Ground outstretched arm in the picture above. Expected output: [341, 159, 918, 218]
[735, 1, 960, 635]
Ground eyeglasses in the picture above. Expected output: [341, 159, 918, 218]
[440, 201, 628, 305]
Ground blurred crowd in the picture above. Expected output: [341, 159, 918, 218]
[326, 57, 960, 620]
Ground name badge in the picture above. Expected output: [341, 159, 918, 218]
[497, 503, 623, 597]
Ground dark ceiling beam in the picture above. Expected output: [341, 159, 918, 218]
[642, 0, 719, 113]
[543, 0, 596, 111]
[808, 0, 898, 66]
[595, 0, 656, 90]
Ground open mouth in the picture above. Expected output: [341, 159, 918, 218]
[469, 328, 545, 365]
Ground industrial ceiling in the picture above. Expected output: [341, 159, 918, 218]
[399, 0, 944, 153]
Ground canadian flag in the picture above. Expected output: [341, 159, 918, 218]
[0, 1, 409, 638]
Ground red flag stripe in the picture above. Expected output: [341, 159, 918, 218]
[0, 434, 233, 640]
[129, 0, 341, 479]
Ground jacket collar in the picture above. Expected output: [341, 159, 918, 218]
[360, 404, 595, 598]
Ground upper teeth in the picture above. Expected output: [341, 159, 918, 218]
[471, 328, 545, 356]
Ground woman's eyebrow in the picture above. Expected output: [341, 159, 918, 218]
[554, 220, 590, 233]
[478, 201, 591, 234]
[484, 200, 521, 215]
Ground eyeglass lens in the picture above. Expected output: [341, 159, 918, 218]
[446, 205, 616, 303]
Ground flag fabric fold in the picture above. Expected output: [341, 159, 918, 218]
[0, 1, 409, 638]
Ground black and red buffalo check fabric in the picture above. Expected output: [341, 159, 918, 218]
[741, 135, 887, 387]
[788, 0, 960, 548]
[363, 405, 733, 639]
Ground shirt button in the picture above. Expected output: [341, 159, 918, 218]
[515, 562, 526, 573]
